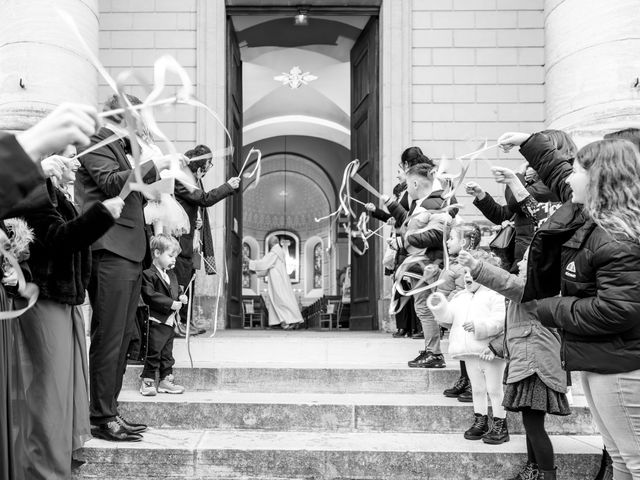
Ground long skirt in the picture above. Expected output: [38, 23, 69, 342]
[14, 299, 91, 479]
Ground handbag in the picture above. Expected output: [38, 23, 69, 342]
[489, 215, 516, 268]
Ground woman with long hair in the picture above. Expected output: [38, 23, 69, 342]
[500, 132, 640, 480]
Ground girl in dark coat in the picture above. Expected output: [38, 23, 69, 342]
[10, 153, 121, 479]
[500, 131, 640, 480]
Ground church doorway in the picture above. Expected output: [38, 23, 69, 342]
[223, 3, 382, 331]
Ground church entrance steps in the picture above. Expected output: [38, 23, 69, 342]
[73, 430, 601, 479]
[116, 391, 596, 435]
[122, 364, 585, 397]
[74, 333, 597, 478]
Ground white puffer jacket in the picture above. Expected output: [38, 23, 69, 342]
[431, 286, 506, 359]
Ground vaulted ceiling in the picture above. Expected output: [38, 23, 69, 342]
[232, 14, 370, 148]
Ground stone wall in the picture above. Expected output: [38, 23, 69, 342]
[97, 0, 198, 154]
[411, 0, 546, 218]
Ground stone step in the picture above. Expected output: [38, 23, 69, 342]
[118, 391, 596, 435]
[123, 364, 586, 396]
[72, 429, 602, 480]
[170, 332, 433, 366]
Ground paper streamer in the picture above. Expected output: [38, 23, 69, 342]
[0, 230, 39, 320]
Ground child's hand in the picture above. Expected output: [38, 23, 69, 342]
[365, 202, 376, 212]
[102, 197, 124, 219]
[1, 268, 18, 287]
[463, 320, 475, 333]
[386, 217, 396, 226]
[458, 250, 478, 270]
[179, 294, 188, 304]
[464, 181, 485, 199]
[480, 347, 495, 361]
[171, 301, 182, 311]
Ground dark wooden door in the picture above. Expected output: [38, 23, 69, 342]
[350, 16, 380, 330]
[226, 17, 243, 328]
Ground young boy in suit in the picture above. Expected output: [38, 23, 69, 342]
[140, 234, 188, 396]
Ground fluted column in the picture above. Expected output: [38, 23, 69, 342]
[0, 0, 98, 131]
[545, 0, 640, 144]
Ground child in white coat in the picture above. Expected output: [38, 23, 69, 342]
[428, 250, 509, 444]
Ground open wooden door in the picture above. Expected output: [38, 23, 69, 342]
[349, 16, 380, 330]
[225, 17, 243, 328]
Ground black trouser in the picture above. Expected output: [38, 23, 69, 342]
[394, 295, 421, 333]
[88, 251, 142, 425]
[141, 322, 175, 380]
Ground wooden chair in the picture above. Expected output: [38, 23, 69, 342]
[242, 296, 265, 329]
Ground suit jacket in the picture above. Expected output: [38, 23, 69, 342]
[141, 264, 180, 323]
[75, 127, 157, 262]
[0, 132, 43, 219]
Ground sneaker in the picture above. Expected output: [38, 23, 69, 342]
[482, 416, 510, 444]
[463, 413, 489, 440]
[415, 352, 446, 368]
[443, 375, 468, 398]
[140, 378, 157, 397]
[158, 374, 185, 394]
[408, 350, 428, 368]
[506, 461, 539, 480]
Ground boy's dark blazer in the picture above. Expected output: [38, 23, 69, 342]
[141, 264, 181, 323]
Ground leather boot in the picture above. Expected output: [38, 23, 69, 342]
[457, 382, 473, 402]
[482, 416, 510, 444]
[505, 461, 538, 480]
[464, 413, 489, 440]
[443, 375, 468, 398]
[593, 449, 613, 480]
[538, 467, 557, 480]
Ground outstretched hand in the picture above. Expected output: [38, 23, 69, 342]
[458, 250, 478, 271]
[227, 177, 241, 189]
[490, 166, 518, 185]
[16, 103, 100, 162]
[497, 132, 530, 152]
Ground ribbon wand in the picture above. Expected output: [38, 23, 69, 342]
[184, 272, 197, 368]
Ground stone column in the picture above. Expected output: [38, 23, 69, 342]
[545, 0, 640, 145]
[0, 0, 98, 131]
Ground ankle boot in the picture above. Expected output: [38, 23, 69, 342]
[594, 449, 613, 480]
[538, 467, 557, 480]
[443, 375, 468, 398]
[506, 461, 538, 480]
[464, 413, 489, 440]
[482, 416, 510, 444]
[457, 382, 473, 403]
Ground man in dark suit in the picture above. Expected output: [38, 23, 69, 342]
[173, 144, 239, 334]
[75, 95, 170, 442]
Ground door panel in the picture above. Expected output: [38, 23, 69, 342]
[350, 16, 379, 330]
[226, 17, 243, 328]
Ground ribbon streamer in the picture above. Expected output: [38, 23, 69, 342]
[239, 147, 262, 190]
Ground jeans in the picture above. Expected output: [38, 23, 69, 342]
[413, 289, 441, 354]
[581, 369, 640, 480]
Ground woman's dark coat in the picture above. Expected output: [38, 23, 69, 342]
[519, 132, 640, 374]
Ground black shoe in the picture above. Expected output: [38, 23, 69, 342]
[443, 375, 468, 398]
[482, 416, 510, 444]
[538, 467, 557, 480]
[408, 350, 428, 368]
[506, 461, 539, 480]
[91, 421, 143, 442]
[457, 383, 473, 403]
[463, 413, 489, 440]
[594, 449, 613, 480]
[415, 352, 446, 368]
[411, 331, 424, 339]
[116, 415, 148, 433]
[392, 329, 408, 338]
